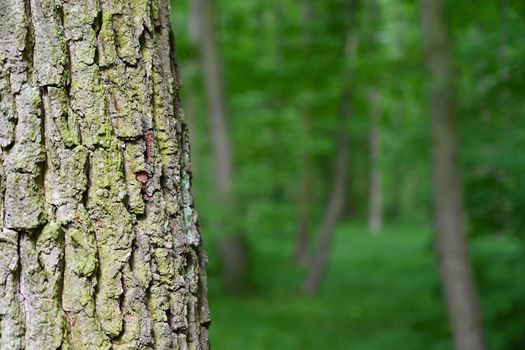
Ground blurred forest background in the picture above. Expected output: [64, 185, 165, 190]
[170, 0, 525, 349]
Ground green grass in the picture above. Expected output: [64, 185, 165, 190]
[205, 222, 525, 350]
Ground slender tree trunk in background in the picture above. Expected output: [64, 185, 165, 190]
[421, 0, 486, 349]
[301, 0, 314, 49]
[387, 101, 404, 219]
[0, 0, 210, 349]
[274, 2, 286, 67]
[295, 141, 313, 267]
[302, 0, 358, 294]
[194, 0, 232, 206]
[365, 0, 383, 234]
[184, 0, 204, 175]
[301, 100, 350, 295]
[302, 93, 351, 295]
[194, 0, 246, 291]
[294, 0, 315, 267]
[498, 0, 511, 84]
[367, 88, 383, 234]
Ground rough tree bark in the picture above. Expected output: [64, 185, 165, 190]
[192, 0, 246, 292]
[0, 0, 210, 349]
[302, 0, 358, 294]
[420, 0, 486, 349]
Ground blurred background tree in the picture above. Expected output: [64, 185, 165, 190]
[172, 0, 525, 349]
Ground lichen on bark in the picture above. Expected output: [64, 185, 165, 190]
[0, 0, 210, 349]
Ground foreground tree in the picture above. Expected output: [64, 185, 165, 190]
[0, 0, 210, 349]
[421, 0, 486, 349]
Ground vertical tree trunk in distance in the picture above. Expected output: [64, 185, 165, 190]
[294, 163, 312, 267]
[386, 100, 404, 219]
[367, 88, 383, 234]
[365, 0, 383, 234]
[193, 0, 247, 291]
[420, 0, 486, 349]
[0, 0, 210, 349]
[301, 96, 351, 295]
[294, 0, 315, 267]
[302, 0, 358, 294]
[294, 144, 313, 267]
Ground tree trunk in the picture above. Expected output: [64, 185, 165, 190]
[294, 150, 313, 267]
[301, 101, 350, 295]
[364, 0, 383, 234]
[0, 1, 210, 349]
[420, 0, 486, 349]
[193, 0, 233, 199]
[367, 88, 383, 234]
[302, 0, 358, 294]
[293, 0, 315, 267]
[192, 0, 246, 291]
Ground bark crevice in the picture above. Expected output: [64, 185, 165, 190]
[0, 0, 210, 349]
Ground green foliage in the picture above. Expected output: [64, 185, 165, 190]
[173, 0, 525, 237]
[171, 0, 525, 346]
[206, 223, 525, 349]
[472, 236, 525, 349]
[452, 0, 525, 237]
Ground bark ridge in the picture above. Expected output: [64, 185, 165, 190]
[0, 0, 210, 349]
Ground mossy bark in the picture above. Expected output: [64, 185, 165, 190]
[0, 0, 210, 349]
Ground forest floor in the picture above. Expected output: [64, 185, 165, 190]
[205, 222, 525, 350]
